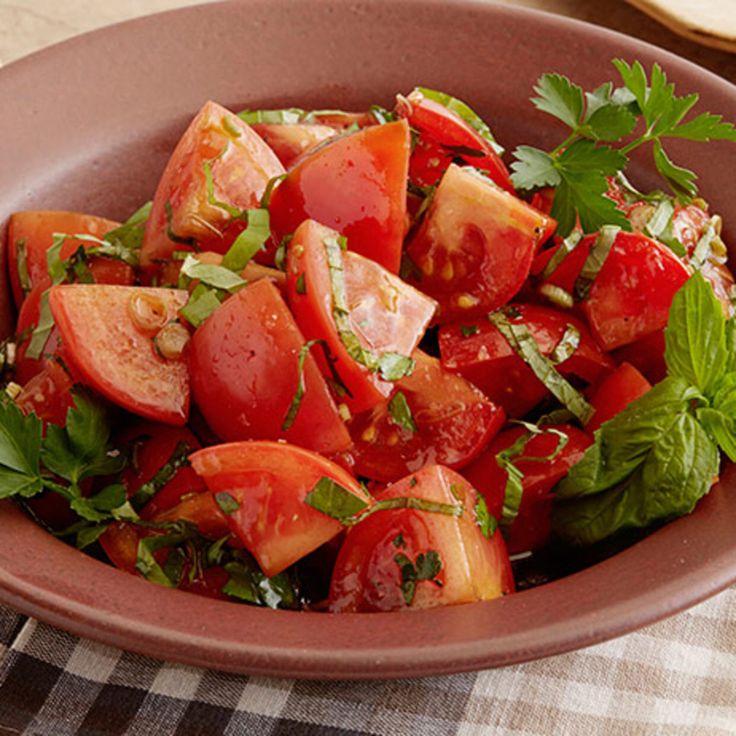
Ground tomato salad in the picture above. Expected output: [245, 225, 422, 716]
[3, 61, 736, 613]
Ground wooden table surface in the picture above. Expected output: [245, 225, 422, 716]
[0, 0, 734, 82]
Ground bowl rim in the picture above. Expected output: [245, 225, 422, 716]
[1, 0, 735, 680]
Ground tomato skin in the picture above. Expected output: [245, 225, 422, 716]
[348, 351, 505, 482]
[405, 165, 552, 324]
[439, 304, 613, 418]
[612, 328, 667, 385]
[49, 285, 190, 425]
[397, 89, 514, 193]
[269, 120, 411, 273]
[7, 211, 130, 308]
[141, 101, 284, 266]
[329, 465, 513, 613]
[586, 362, 651, 433]
[190, 441, 370, 577]
[251, 123, 336, 168]
[462, 425, 591, 554]
[189, 278, 350, 454]
[287, 219, 437, 414]
[535, 231, 691, 351]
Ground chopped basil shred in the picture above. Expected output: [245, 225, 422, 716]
[214, 491, 240, 515]
[322, 236, 415, 382]
[460, 325, 480, 337]
[489, 310, 595, 424]
[15, 239, 30, 295]
[549, 324, 581, 365]
[644, 198, 686, 258]
[130, 441, 191, 510]
[573, 225, 620, 301]
[281, 339, 322, 432]
[388, 391, 418, 433]
[474, 496, 498, 539]
[220, 208, 270, 272]
[542, 230, 583, 280]
[691, 217, 718, 270]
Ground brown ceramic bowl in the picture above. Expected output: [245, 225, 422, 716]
[0, 0, 735, 680]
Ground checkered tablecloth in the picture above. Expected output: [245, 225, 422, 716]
[0, 588, 734, 736]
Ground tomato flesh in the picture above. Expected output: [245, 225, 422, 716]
[49, 285, 190, 425]
[141, 101, 284, 266]
[269, 120, 411, 273]
[251, 123, 336, 168]
[16, 359, 75, 429]
[189, 278, 351, 454]
[287, 219, 437, 413]
[348, 351, 505, 482]
[586, 362, 652, 433]
[439, 304, 612, 418]
[190, 440, 370, 576]
[329, 464, 513, 612]
[462, 425, 592, 553]
[405, 165, 552, 323]
[7, 211, 131, 308]
[397, 89, 514, 193]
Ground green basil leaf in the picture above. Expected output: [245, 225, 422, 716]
[388, 391, 417, 433]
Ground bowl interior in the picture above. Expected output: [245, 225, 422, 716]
[0, 0, 735, 679]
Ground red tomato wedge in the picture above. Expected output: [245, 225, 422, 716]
[251, 123, 336, 168]
[348, 351, 505, 482]
[151, 492, 230, 540]
[269, 120, 411, 273]
[113, 422, 206, 516]
[189, 441, 370, 576]
[140, 101, 284, 266]
[329, 464, 514, 612]
[586, 362, 652, 433]
[7, 210, 133, 307]
[439, 304, 612, 418]
[189, 278, 351, 454]
[15, 284, 61, 385]
[16, 359, 75, 428]
[462, 425, 591, 554]
[404, 165, 553, 323]
[612, 328, 667, 385]
[536, 230, 691, 350]
[286, 220, 437, 414]
[396, 88, 514, 193]
[49, 285, 190, 425]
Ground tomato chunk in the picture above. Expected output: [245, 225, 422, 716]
[7, 210, 131, 307]
[15, 285, 61, 384]
[189, 278, 350, 454]
[287, 219, 437, 413]
[348, 351, 505, 482]
[612, 329, 667, 385]
[141, 101, 284, 265]
[190, 441, 369, 576]
[329, 465, 513, 612]
[49, 285, 190, 425]
[16, 359, 74, 428]
[462, 425, 591, 554]
[396, 88, 514, 193]
[439, 304, 612, 418]
[586, 362, 652, 433]
[405, 165, 552, 323]
[270, 120, 411, 272]
[536, 230, 691, 350]
[251, 123, 336, 168]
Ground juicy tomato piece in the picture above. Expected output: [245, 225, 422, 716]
[396, 88, 514, 193]
[439, 304, 612, 418]
[404, 165, 552, 324]
[329, 464, 514, 612]
[49, 285, 190, 425]
[287, 220, 437, 413]
[6, 210, 132, 308]
[99, 521, 141, 575]
[189, 278, 350, 454]
[179, 565, 230, 600]
[113, 422, 205, 516]
[586, 362, 652, 433]
[141, 101, 284, 266]
[612, 328, 667, 385]
[251, 123, 336, 168]
[462, 425, 591, 554]
[269, 120, 411, 273]
[15, 284, 61, 384]
[536, 230, 691, 351]
[348, 351, 505, 482]
[190, 441, 370, 576]
[150, 492, 230, 539]
[15, 359, 75, 427]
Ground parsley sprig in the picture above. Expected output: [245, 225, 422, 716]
[511, 61, 736, 236]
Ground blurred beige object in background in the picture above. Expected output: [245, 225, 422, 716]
[625, 0, 736, 52]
